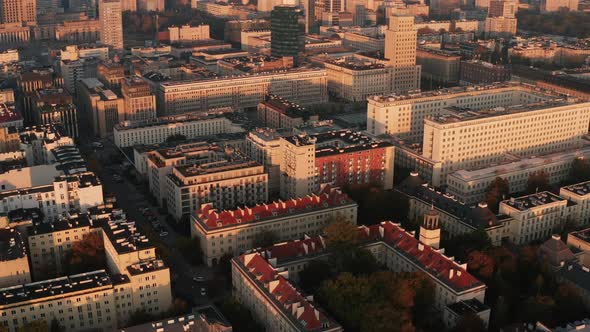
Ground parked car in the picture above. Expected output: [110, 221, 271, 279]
[200, 288, 206, 296]
[159, 231, 169, 237]
[192, 276, 205, 282]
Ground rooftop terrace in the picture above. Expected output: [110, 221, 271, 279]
[502, 191, 566, 211]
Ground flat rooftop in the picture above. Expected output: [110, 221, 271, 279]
[502, 191, 566, 211]
[127, 259, 167, 276]
[261, 94, 313, 118]
[102, 219, 154, 254]
[0, 270, 120, 306]
[173, 154, 260, 178]
[0, 103, 21, 124]
[561, 180, 590, 197]
[114, 109, 231, 131]
[568, 227, 590, 244]
[283, 130, 393, 157]
[427, 100, 571, 125]
[325, 58, 386, 70]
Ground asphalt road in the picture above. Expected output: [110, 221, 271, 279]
[85, 138, 222, 307]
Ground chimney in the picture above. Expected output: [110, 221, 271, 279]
[268, 280, 280, 292]
[418, 243, 424, 251]
[449, 269, 454, 279]
[291, 302, 300, 315]
[379, 226, 384, 238]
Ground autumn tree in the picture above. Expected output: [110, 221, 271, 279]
[485, 177, 510, 213]
[64, 232, 106, 275]
[324, 217, 358, 250]
[569, 157, 590, 184]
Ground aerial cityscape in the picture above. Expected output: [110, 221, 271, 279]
[1, 0, 590, 331]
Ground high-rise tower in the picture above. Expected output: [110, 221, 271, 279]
[99, 0, 124, 51]
[384, 14, 421, 93]
[271, 5, 304, 64]
[0, 0, 36, 24]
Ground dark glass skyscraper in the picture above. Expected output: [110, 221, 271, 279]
[270, 5, 305, 64]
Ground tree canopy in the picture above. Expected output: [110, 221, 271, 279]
[526, 170, 551, 194]
[64, 232, 107, 275]
[485, 177, 510, 213]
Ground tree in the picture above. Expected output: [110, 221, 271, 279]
[569, 157, 590, 184]
[324, 218, 359, 250]
[485, 177, 510, 213]
[166, 134, 187, 142]
[527, 170, 551, 194]
[17, 320, 48, 332]
[440, 229, 492, 262]
[298, 260, 334, 292]
[50, 318, 64, 332]
[64, 232, 106, 275]
[452, 313, 487, 332]
[126, 309, 155, 327]
[467, 250, 496, 280]
[217, 297, 265, 332]
[174, 236, 203, 265]
[252, 229, 279, 248]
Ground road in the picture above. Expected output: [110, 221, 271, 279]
[83, 138, 224, 307]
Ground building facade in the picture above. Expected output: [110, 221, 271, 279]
[99, 0, 123, 50]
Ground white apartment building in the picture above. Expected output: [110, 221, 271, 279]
[499, 192, 577, 245]
[232, 221, 489, 331]
[168, 25, 210, 42]
[0, 228, 30, 288]
[113, 111, 244, 148]
[422, 96, 590, 186]
[191, 186, 358, 265]
[164, 151, 268, 221]
[0, 169, 103, 221]
[342, 32, 385, 52]
[366, 83, 554, 140]
[560, 181, 590, 227]
[156, 68, 328, 115]
[447, 147, 590, 204]
[60, 44, 109, 62]
[245, 129, 283, 197]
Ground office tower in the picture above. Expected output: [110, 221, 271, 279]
[0, 0, 36, 24]
[69, 0, 98, 18]
[384, 14, 421, 92]
[270, 5, 304, 63]
[488, 0, 517, 17]
[302, 0, 316, 33]
[99, 0, 123, 50]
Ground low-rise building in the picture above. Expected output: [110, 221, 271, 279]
[97, 61, 125, 89]
[484, 16, 517, 38]
[168, 25, 210, 42]
[192, 186, 357, 265]
[499, 192, 577, 245]
[0, 227, 30, 288]
[232, 221, 488, 331]
[460, 60, 511, 85]
[342, 32, 384, 52]
[257, 95, 319, 129]
[113, 111, 244, 148]
[118, 306, 232, 332]
[416, 48, 461, 85]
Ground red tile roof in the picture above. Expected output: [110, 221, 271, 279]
[260, 235, 327, 263]
[196, 186, 354, 229]
[358, 222, 484, 292]
[240, 253, 336, 330]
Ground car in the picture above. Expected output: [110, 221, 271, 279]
[192, 276, 205, 282]
[140, 207, 151, 214]
[91, 142, 103, 149]
[159, 231, 168, 237]
[200, 288, 206, 296]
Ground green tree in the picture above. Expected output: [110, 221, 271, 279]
[527, 170, 551, 194]
[50, 318, 64, 332]
[485, 177, 510, 213]
[174, 236, 203, 265]
[298, 260, 334, 292]
[126, 309, 155, 327]
[217, 297, 265, 332]
[440, 229, 492, 262]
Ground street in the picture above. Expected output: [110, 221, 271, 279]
[83, 137, 225, 308]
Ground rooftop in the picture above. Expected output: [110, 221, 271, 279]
[568, 227, 590, 245]
[502, 191, 566, 211]
[0, 103, 21, 124]
[561, 179, 590, 197]
[127, 259, 167, 276]
[446, 299, 490, 316]
[283, 130, 393, 157]
[261, 94, 314, 119]
[194, 186, 355, 230]
[114, 108, 232, 131]
[0, 228, 26, 261]
[102, 218, 153, 255]
[118, 306, 232, 332]
[173, 152, 261, 178]
[0, 270, 123, 306]
[324, 57, 386, 70]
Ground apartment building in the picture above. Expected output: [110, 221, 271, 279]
[384, 15, 421, 93]
[397, 171, 512, 246]
[422, 94, 590, 186]
[168, 25, 210, 42]
[257, 95, 319, 129]
[245, 129, 283, 197]
[163, 148, 268, 221]
[27, 214, 100, 279]
[280, 130, 394, 199]
[77, 78, 124, 138]
[97, 62, 125, 89]
[0, 228, 30, 288]
[54, 19, 100, 43]
[119, 307, 232, 332]
[192, 186, 357, 265]
[232, 221, 488, 331]
[60, 44, 109, 62]
[541, 0, 578, 11]
[499, 192, 577, 245]
[566, 228, 590, 267]
[460, 60, 511, 85]
[0, 127, 19, 153]
[560, 181, 590, 227]
[484, 16, 517, 38]
[113, 111, 244, 148]
[447, 147, 590, 204]
[156, 68, 328, 115]
[121, 76, 157, 122]
[1, 207, 173, 332]
[342, 32, 384, 52]
[0, 169, 103, 221]
[99, 0, 123, 50]
[416, 48, 461, 85]
[35, 102, 79, 139]
[0, 103, 22, 129]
